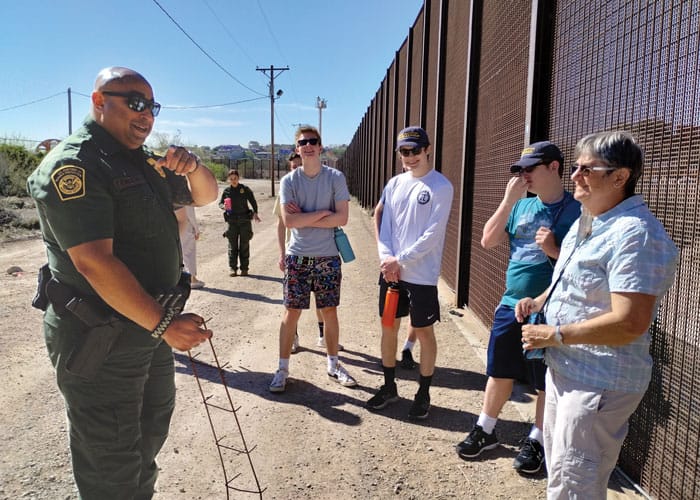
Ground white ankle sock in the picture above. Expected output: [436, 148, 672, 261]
[327, 355, 338, 373]
[403, 340, 415, 351]
[529, 425, 543, 445]
[477, 412, 497, 434]
[278, 358, 289, 371]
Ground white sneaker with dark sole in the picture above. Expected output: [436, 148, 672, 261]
[269, 369, 289, 393]
[328, 363, 357, 387]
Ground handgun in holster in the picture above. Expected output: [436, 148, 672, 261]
[65, 272, 191, 379]
[32, 265, 121, 380]
[63, 295, 121, 380]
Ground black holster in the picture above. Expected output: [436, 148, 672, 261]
[33, 264, 120, 380]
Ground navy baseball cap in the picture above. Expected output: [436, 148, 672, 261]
[396, 126, 430, 150]
[510, 141, 564, 173]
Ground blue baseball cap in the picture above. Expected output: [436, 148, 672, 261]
[510, 141, 564, 173]
[396, 126, 430, 150]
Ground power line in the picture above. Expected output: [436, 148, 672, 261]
[1, 89, 267, 114]
[202, 0, 259, 70]
[150, 0, 266, 97]
[256, 0, 287, 64]
[163, 96, 268, 110]
[0, 91, 65, 112]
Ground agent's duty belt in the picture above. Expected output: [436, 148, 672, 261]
[32, 264, 119, 380]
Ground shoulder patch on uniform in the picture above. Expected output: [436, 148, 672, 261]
[146, 157, 166, 178]
[51, 165, 85, 201]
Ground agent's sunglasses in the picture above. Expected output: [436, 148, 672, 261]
[101, 91, 161, 117]
[297, 138, 320, 146]
[571, 164, 616, 176]
[398, 147, 423, 157]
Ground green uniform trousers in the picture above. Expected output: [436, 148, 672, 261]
[44, 306, 175, 500]
[225, 218, 253, 271]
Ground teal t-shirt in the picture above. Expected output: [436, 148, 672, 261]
[500, 192, 580, 307]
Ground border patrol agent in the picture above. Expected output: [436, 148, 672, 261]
[27, 67, 218, 499]
[219, 169, 260, 276]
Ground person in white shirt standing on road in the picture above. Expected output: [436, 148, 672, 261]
[366, 126, 453, 420]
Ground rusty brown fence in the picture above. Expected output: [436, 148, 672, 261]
[338, 1, 699, 498]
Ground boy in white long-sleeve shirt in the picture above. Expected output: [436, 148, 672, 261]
[366, 126, 453, 420]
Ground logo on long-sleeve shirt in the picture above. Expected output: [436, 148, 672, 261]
[417, 190, 431, 205]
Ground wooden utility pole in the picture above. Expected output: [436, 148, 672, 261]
[256, 65, 289, 197]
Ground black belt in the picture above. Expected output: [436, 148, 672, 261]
[46, 278, 113, 325]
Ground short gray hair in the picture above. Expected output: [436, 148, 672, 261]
[574, 131, 643, 198]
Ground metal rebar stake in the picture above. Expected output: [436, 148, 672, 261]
[187, 324, 265, 499]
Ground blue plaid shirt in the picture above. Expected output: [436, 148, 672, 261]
[545, 195, 678, 392]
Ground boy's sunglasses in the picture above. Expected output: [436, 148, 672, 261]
[102, 91, 161, 117]
[398, 147, 423, 157]
[297, 138, 320, 146]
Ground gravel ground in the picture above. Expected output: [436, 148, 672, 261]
[0, 178, 640, 499]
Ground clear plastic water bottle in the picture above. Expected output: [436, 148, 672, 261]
[334, 227, 355, 263]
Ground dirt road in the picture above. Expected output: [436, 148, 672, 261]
[0, 179, 637, 499]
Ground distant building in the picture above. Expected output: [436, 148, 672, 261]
[212, 144, 246, 160]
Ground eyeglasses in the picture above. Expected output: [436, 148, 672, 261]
[514, 161, 549, 176]
[398, 147, 423, 157]
[571, 164, 616, 176]
[101, 91, 161, 117]
[297, 138, 320, 146]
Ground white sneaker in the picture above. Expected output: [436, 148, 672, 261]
[190, 277, 205, 289]
[328, 363, 357, 387]
[269, 369, 288, 393]
[316, 336, 344, 351]
[291, 333, 300, 354]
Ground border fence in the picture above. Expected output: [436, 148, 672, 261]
[338, 1, 699, 498]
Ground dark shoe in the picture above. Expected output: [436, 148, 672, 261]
[456, 425, 499, 459]
[240, 269, 249, 276]
[408, 392, 430, 420]
[400, 349, 417, 369]
[513, 437, 545, 474]
[366, 384, 399, 410]
[229, 269, 237, 277]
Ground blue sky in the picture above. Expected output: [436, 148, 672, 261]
[0, 0, 423, 149]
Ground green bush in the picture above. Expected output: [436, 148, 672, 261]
[0, 145, 42, 196]
[205, 161, 227, 181]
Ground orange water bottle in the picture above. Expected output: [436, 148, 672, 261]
[381, 282, 400, 327]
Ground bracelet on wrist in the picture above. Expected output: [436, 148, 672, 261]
[151, 308, 176, 339]
[554, 325, 564, 345]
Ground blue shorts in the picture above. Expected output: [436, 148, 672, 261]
[486, 304, 546, 391]
[284, 255, 341, 309]
[378, 274, 440, 328]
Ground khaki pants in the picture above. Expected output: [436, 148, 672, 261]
[544, 368, 644, 500]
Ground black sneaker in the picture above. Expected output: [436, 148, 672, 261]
[400, 349, 417, 369]
[408, 392, 430, 420]
[513, 437, 544, 474]
[366, 384, 399, 410]
[456, 425, 499, 459]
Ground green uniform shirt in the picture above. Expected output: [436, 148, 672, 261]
[27, 117, 191, 297]
[220, 183, 258, 216]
